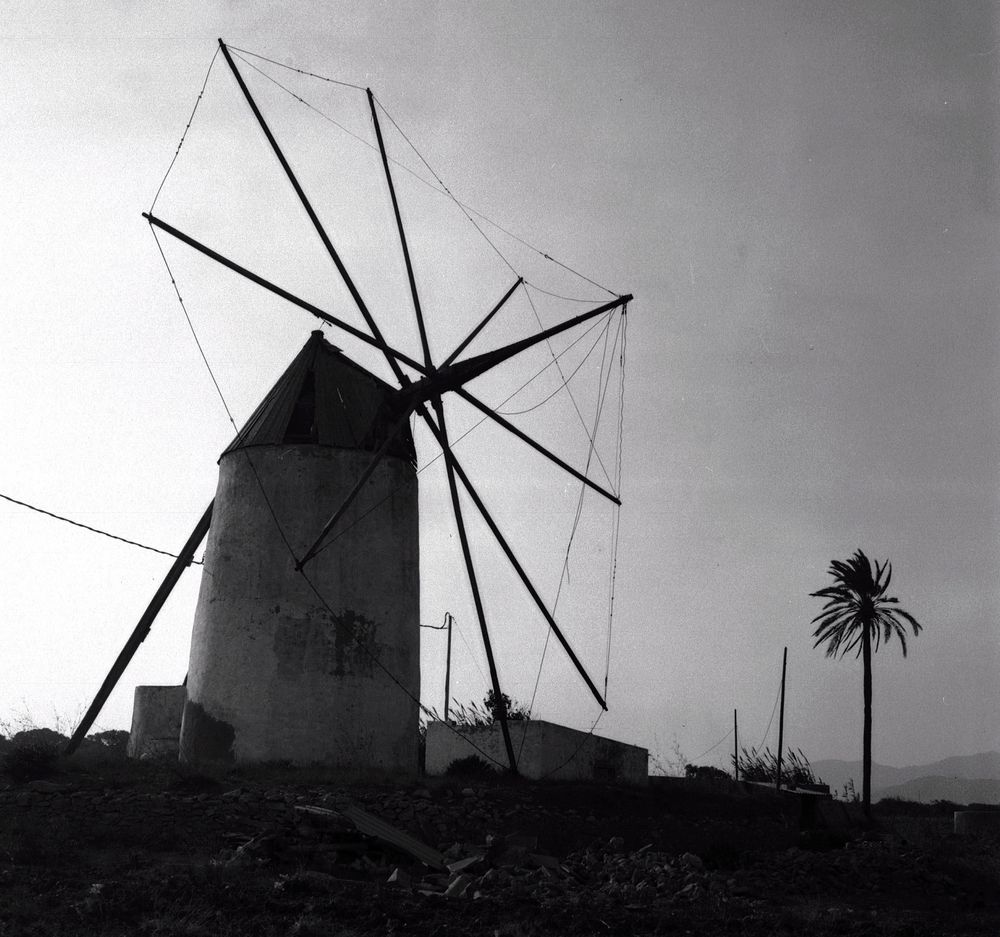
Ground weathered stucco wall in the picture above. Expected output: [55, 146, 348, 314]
[179, 445, 419, 774]
[127, 685, 186, 758]
[425, 720, 648, 784]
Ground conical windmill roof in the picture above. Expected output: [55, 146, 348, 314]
[222, 330, 415, 464]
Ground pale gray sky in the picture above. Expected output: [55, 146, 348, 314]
[2, 1, 998, 770]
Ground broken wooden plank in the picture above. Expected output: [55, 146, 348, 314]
[297, 803, 447, 870]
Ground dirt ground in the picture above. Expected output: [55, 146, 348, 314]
[1, 749, 998, 936]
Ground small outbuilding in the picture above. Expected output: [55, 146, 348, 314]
[425, 719, 648, 784]
[127, 684, 186, 758]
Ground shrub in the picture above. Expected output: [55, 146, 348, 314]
[3, 735, 61, 782]
[734, 746, 819, 787]
[446, 691, 532, 728]
[445, 755, 497, 776]
[685, 763, 731, 782]
[87, 729, 129, 758]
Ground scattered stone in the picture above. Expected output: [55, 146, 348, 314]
[447, 854, 485, 874]
[444, 873, 476, 897]
[679, 851, 704, 871]
[387, 867, 411, 888]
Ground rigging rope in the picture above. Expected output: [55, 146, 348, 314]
[373, 93, 619, 297]
[537, 708, 606, 780]
[230, 50, 368, 146]
[154, 230, 507, 771]
[148, 46, 630, 771]
[452, 616, 489, 686]
[521, 310, 624, 749]
[150, 46, 220, 212]
[150, 226, 302, 566]
[227, 44, 367, 91]
[371, 95, 521, 280]
[309, 309, 618, 560]
[524, 288, 616, 491]
[497, 312, 614, 416]
[755, 673, 783, 753]
[689, 726, 734, 765]
[206, 44, 620, 298]
[523, 281, 608, 304]
[604, 304, 628, 693]
[0, 491, 203, 564]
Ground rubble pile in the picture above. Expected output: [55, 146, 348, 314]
[4, 773, 999, 930]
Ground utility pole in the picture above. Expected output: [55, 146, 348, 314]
[420, 612, 454, 723]
[775, 646, 787, 791]
[443, 613, 453, 724]
[733, 708, 739, 781]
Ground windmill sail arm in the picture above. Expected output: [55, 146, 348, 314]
[218, 40, 410, 389]
[442, 294, 630, 389]
[442, 277, 524, 368]
[295, 401, 418, 570]
[422, 397, 520, 772]
[143, 213, 427, 376]
[420, 409, 608, 711]
[367, 88, 434, 370]
[453, 386, 620, 505]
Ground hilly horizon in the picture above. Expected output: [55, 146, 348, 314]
[812, 751, 1000, 804]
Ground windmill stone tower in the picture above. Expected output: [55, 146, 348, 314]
[178, 330, 420, 773]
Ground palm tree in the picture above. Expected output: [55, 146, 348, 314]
[810, 549, 923, 816]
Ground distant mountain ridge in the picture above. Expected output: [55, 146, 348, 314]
[811, 751, 1000, 804]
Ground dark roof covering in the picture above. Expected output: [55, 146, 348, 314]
[222, 331, 415, 463]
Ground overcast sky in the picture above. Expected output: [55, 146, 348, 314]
[2, 1, 998, 772]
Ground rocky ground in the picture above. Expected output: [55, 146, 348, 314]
[1, 751, 999, 936]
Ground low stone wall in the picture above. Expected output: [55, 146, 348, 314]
[425, 720, 647, 784]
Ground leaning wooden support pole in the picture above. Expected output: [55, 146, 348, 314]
[65, 502, 214, 755]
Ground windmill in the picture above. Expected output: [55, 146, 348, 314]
[66, 40, 629, 773]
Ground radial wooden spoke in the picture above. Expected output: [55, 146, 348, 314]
[423, 397, 518, 772]
[437, 295, 630, 391]
[295, 403, 417, 570]
[368, 90, 434, 370]
[438, 433, 608, 711]
[416, 396, 606, 712]
[218, 40, 408, 387]
[454, 385, 620, 505]
[443, 278, 523, 368]
[144, 213, 427, 375]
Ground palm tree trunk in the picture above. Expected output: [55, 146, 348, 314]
[862, 623, 873, 818]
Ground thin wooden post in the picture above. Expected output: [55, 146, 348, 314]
[733, 708, 739, 781]
[444, 613, 453, 724]
[775, 646, 787, 791]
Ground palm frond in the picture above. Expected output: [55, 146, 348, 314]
[809, 550, 922, 660]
